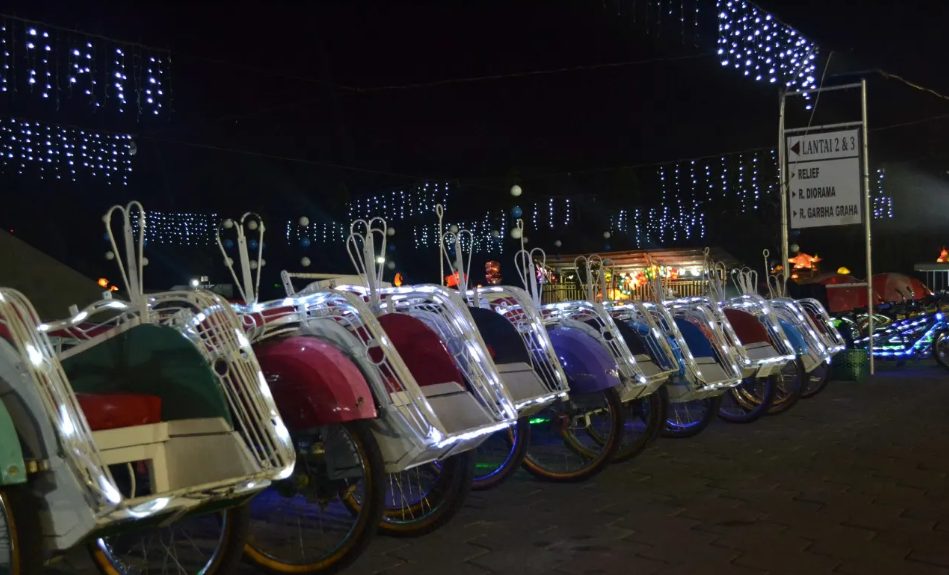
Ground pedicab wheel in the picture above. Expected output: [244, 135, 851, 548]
[89, 505, 250, 575]
[934, 332, 949, 371]
[471, 417, 530, 491]
[588, 391, 664, 463]
[0, 486, 44, 575]
[768, 358, 805, 415]
[718, 375, 776, 424]
[661, 395, 723, 438]
[244, 421, 384, 574]
[344, 451, 475, 538]
[521, 387, 623, 482]
[650, 385, 669, 443]
[801, 360, 832, 398]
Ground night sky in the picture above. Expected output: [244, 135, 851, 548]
[1, 0, 947, 293]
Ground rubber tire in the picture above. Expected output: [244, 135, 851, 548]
[376, 450, 475, 538]
[521, 387, 623, 482]
[801, 361, 832, 398]
[934, 332, 949, 371]
[661, 395, 723, 439]
[650, 385, 669, 443]
[718, 375, 776, 424]
[1, 486, 44, 575]
[612, 391, 665, 463]
[471, 417, 530, 491]
[244, 421, 384, 575]
[768, 359, 806, 415]
[90, 504, 251, 575]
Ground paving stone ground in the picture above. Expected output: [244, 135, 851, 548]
[52, 362, 949, 574]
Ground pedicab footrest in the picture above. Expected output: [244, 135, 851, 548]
[496, 362, 551, 407]
[77, 393, 163, 431]
[743, 342, 784, 377]
[401, 381, 497, 436]
[693, 357, 732, 387]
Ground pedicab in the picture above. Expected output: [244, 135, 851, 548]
[433, 211, 571, 488]
[715, 265, 799, 422]
[573, 254, 679, 455]
[634, 268, 743, 437]
[216, 214, 512, 572]
[216, 213, 385, 573]
[280, 217, 517, 527]
[512, 237, 662, 466]
[0, 202, 295, 574]
[762, 251, 837, 408]
[508, 246, 625, 477]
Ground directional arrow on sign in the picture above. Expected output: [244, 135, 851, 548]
[791, 190, 796, 198]
[792, 210, 797, 217]
[790, 141, 801, 156]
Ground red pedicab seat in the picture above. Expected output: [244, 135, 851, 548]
[375, 313, 493, 435]
[723, 308, 781, 366]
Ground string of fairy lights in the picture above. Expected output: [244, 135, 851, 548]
[871, 167, 894, 220]
[0, 117, 133, 184]
[716, 0, 818, 105]
[144, 148, 897, 250]
[0, 16, 171, 116]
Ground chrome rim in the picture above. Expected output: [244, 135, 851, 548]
[96, 511, 228, 574]
[526, 393, 616, 473]
[248, 426, 369, 565]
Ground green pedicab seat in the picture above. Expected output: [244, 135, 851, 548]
[60, 324, 251, 495]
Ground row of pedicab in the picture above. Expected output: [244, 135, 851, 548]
[0, 202, 846, 574]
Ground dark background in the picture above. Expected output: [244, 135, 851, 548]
[1, 0, 947, 294]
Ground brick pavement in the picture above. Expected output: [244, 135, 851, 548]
[51, 363, 949, 574]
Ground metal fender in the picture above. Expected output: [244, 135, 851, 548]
[0, 400, 25, 486]
[254, 336, 377, 430]
[546, 325, 620, 394]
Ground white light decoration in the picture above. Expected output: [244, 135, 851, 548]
[137, 211, 220, 246]
[0, 16, 171, 117]
[142, 55, 166, 116]
[716, 0, 819, 106]
[68, 40, 99, 107]
[0, 24, 8, 93]
[0, 117, 133, 184]
[510, 184, 522, 197]
[871, 168, 894, 220]
[347, 181, 451, 223]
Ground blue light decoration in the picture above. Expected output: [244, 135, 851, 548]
[0, 117, 133, 184]
[0, 16, 172, 117]
[716, 0, 819, 106]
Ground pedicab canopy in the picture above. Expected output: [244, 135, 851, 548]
[543, 247, 740, 303]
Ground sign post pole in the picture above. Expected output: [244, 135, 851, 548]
[861, 79, 875, 374]
[780, 81, 874, 375]
[778, 92, 789, 277]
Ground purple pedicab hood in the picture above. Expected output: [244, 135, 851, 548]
[546, 325, 620, 393]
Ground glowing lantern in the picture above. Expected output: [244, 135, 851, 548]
[790, 252, 821, 270]
[485, 261, 502, 285]
[937, 248, 949, 263]
[393, 273, 403, 287]
[97, 278, 109, 288]
[445, 271, 460, 288]
[837, 266, 851, 275]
